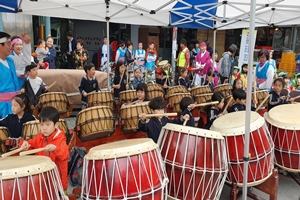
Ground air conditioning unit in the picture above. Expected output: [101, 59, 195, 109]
[120, 24, 127, 29]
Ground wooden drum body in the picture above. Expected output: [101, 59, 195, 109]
[148, 84, 165, 100]
[76, 106, 115, 141]
[211, 111, 274, 187]
[158, 124, 228, 199]
[194, 93, 213, 113]
[119, 90, 136, 103]
[190, 85, 211, 97]
[213, 84, 232, 97]
[168, 93, 192, 113]
[120, 102, 151, 132]
[87, 91, 114, 109]
[0, 127, 9, 155]
[252, 90, 269, 108]
[166, 86, 187, 97]
[81, 138, 168, 199]
[38, 92, 69, 114]
[266, 104, 300, 172]
[0, 156, 67, 199]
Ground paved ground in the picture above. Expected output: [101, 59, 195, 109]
[65, 116, 300, 199]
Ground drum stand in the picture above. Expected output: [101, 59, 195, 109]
[226, 169, 279, 200]
[286, 171, 300, 187]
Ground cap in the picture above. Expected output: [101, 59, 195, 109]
[155, 68, 163, 74]
[26, 62, 38, 72]
[233, 66, 240, 71]
[241, 63, 248, 68]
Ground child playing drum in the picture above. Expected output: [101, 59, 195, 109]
[205, 92, 224, 129]
[131, 67, 144, 89]
[138, 97, 190, 143]
[132, 83, 149, 103]
[155, 68, 168, 89]
[0, 94, 35, 138]
[78, 63, 100, 110]
[179, 97, 196, 127]
[228, 89, 256, 113]
[232, 78, 243, 92]
[20, 106, 69, 192]
[178, 68, 191, 91]
[20, 62, 49, 106]
[113, 61, 129, 100]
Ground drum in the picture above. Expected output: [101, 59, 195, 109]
[168, 93, 192, 113]
[22, 119, 70, 144]
[0, 156, 67, 199]
[120, 101, 151, 132]
[0, 127, 9, 155]
[87, 91, 114, 109]
[190, 85, 211, 97]
[81, 138, 168, 199]
[166, 85, 187, 97]
[252, 90, 269, 108]
[38, 92, 69, 114]
[76, 106, 115, 142]
[119, 90, 136, 103]
[194, 93, 213, 113]
[148, 84, 165, 100]
[211, 111, 274, 186]
[158, 123, 228, 199]
[266, 104, 300, 172]
[213, 84, 232, 97]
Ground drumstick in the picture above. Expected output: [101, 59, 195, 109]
[144, 113, 177, 118]
[183, 118, 188, 126]
[223, 96, 233, 114]
[19, 147, 47, 156]
[290, 95, 300, 101]
[189, 101, 219, 108]
[1, 146, 27, 158]
[255, 94, 270, 112]
[47, 81, 57, 89]
[128, 100, 140, 105]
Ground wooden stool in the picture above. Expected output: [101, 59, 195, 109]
[227, 168, 278, 200]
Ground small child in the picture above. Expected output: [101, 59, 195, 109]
[113, 61, 129, 99]
[78, 63, 100, 109]
[20, 106, 69, 191]
[205, 92, 224, 130]
[228, 89, 256, 113]
[132, 67, 144, 89]
[0, 94, 35, 138]
[230, 66, 241, 85]
[132, 83, 149, 103]
[35, 39, 49, 69]
[232, 78, 243, 92]
[283, 75, 293, 91]
[21, 62, 48, 106]
[179, 97, 196, 127]
[292, 74, 300, 90]
[135, 42, 146, 66]
[268, 78, 291, 111]
[240, 63, 248, 89]
[204, 70, 215, 92]
[178, 68, 191, 91]
[155, 68, 168, 89]
[138, 96, 189, 143]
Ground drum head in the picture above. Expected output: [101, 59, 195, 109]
[158, 60, 168, 66]
[86, 138, 157, 160]
[0, 156, 55, 179]
[162, 123, 224, 139]
[210, 111, 264, 136]
[266, 104, 300, 130]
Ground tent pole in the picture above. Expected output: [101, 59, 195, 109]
[242, 0, 256, 199]
[171, 27, 178, 86]
[213, 29, 216, 67]
[106, 0, 111, 91]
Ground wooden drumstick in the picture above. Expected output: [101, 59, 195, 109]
[183, 118, 188, 126]
[290, 95, 300, 101]
[223, 96, 233, 114]
[47, 81, 57, 89]
[255, 94, 270, 112]
[128, 100, 140, 105]
[1, 146, 27, 158]
[144, 113, 177, 118]
[189, 101, 219, 108]
[19, 147, 47, 156]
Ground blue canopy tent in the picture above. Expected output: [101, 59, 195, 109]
[0, 0, 19, 13]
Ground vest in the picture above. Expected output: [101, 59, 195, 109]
[178, 47, 189, 68]
[118, 48, 126, 61]
[256, 62, 270, 85]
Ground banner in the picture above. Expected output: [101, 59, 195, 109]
[238, 29, 257, 70]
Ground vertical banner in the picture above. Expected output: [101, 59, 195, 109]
[238, 29, 257, 70]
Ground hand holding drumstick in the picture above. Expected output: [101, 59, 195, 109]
[21, 141, 56, 153]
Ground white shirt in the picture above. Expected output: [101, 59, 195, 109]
[29, 77, 45, 94]
[69, 39, 73, 52]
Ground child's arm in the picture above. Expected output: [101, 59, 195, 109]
[0, 115, 9, 127]
[48, 137, 68, 161]
[78, 78, 88, 97]
[269, 92, 281, 106]
[138, 113, 149, 132]
[112, 75, 121, 89]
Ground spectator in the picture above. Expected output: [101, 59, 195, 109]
[40, 36, 57, 69]
[66, 32, 76, 69]
[219, 44, 238, 84]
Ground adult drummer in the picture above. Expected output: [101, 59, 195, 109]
[175, 39, 190, 73]
[0, 32, 20, 118]
[255, 49, 274, 91]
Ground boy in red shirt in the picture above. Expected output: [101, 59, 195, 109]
[21, 106, 69, 192]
